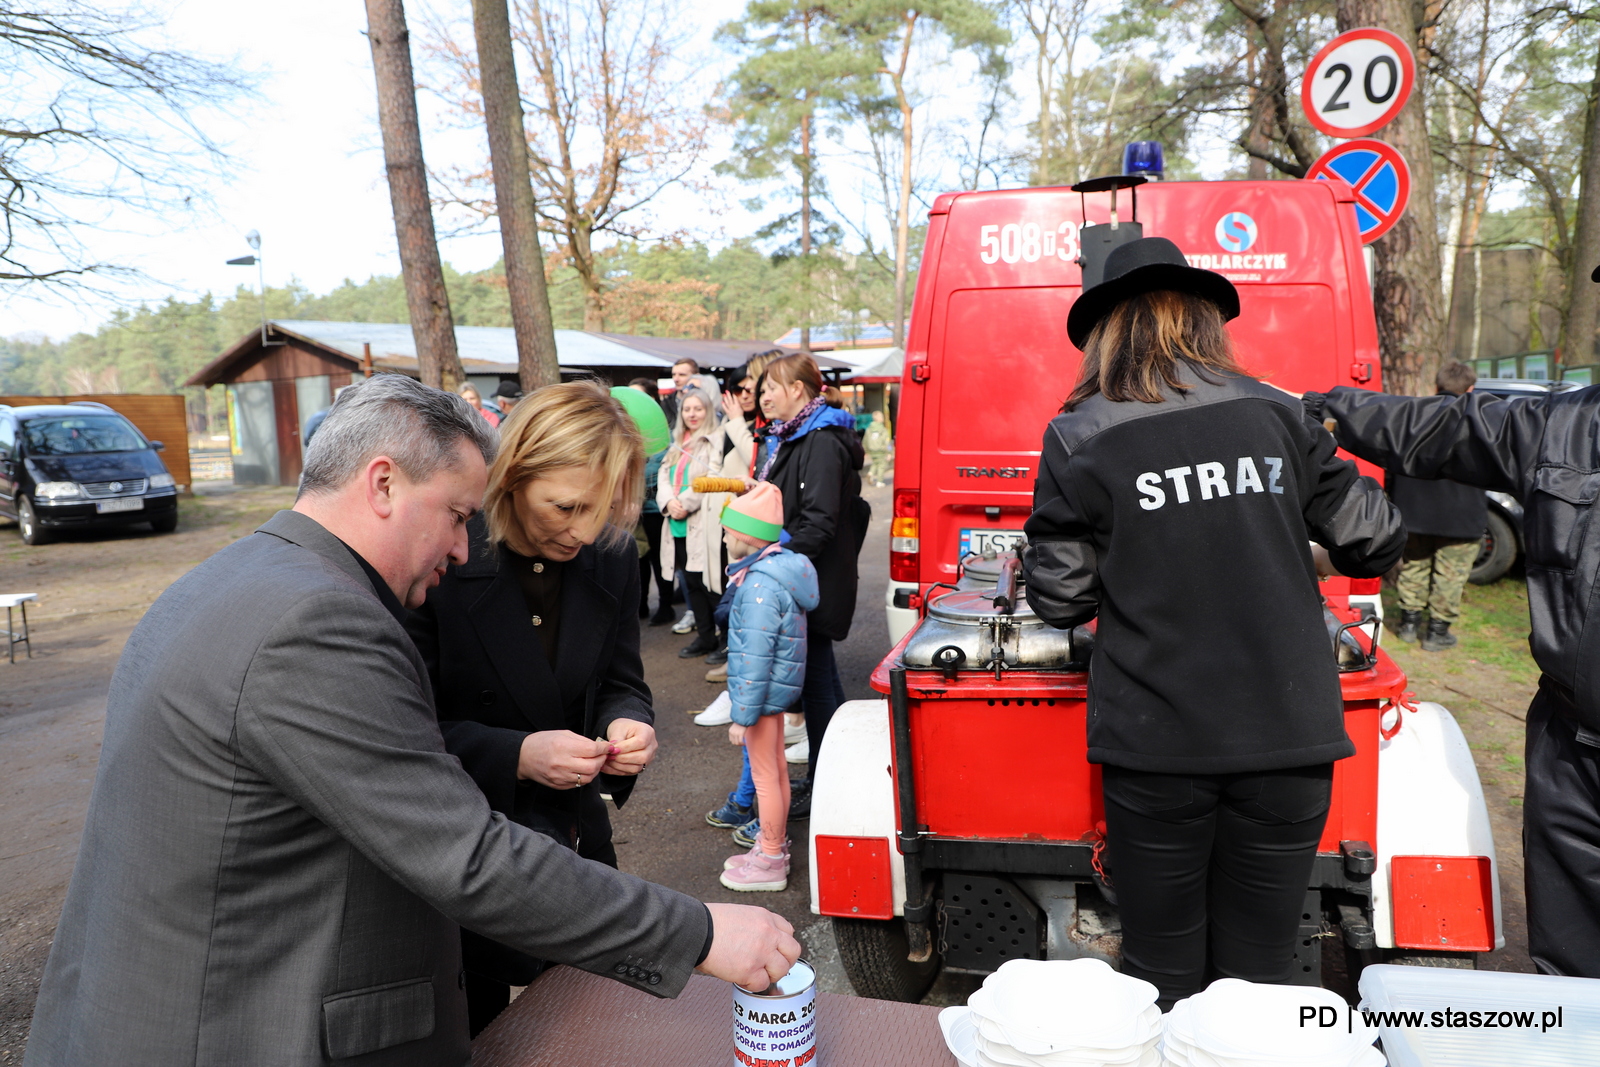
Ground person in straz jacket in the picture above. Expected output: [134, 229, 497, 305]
[757, 352, 867, 820]
[1302, 263, 1600, 979]
[406, 380, 661, 1036]
[1022, 237, 1404, 1009]
[1386, 360, 1486, 651]
[24, 375, 800, 1067]
[717, 483, 819, 892]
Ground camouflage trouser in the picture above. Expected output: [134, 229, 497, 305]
[865, 449, 893, 484]
[1395, 534, 1479, 623]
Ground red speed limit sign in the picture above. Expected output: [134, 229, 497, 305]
[1301, 28, 1415, 138]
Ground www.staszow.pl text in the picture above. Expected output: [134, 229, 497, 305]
[1300, 1006, 1566, 1032]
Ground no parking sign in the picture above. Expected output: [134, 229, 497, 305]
[1308, 139, 1411, 243]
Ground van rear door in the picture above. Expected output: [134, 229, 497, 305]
[910, 179, 1378, 585]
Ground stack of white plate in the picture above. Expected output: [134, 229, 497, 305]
[939, 959, 1164, 1067]
[1162, 979, 1384, 1067]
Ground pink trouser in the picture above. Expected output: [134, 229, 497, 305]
[744, 715, 790, 854]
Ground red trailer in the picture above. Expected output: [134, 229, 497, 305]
[808, 175, 1501, 1000]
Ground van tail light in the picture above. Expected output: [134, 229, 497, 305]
[890, 489, 919, 582]
[1348, 578, 1381, 595]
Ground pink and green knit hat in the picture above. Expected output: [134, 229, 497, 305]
[721, 482, 785, 547]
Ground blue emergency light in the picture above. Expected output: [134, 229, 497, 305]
[1123, 141, 1165, 180]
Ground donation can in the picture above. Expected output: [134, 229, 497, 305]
[733, 959, 817, 1067]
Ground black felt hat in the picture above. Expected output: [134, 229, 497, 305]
[1067, 236, 1240, 349]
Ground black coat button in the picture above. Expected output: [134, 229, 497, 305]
[479, 690, 495, 706]
[614, 962, 628, 975]
[647, 973, 661, 986]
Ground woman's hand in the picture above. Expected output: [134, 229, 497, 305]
[721, 391, 743, 422]
[602, 719, 657, 776]
[728, 723, 746, 746]
[665, 498, 688, 520]
[517, 730, 612, 789]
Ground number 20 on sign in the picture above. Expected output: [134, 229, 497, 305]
[1301, 28, 1415, 139]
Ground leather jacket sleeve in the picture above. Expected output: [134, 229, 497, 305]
[1313, 387, 1547, 497]
[1023, 424, 1102, 629]
[1296, 410, 1406, 578]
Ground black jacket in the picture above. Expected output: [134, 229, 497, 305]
[406, 517, 654, 841]
[765, 419, 867, 641]
[1388, 473, 1487, 541]
[1024, 373, 1405, 774]
[1310, 384, 1600, 742]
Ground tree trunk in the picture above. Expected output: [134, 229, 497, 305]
[1336, 0, 1445, 396]
[889, 13, 917, 351]
[1559, 45, 1600, 376]
[471, 0, 561, 391]
[364, 0, 466, 391]
[800, 108, 813, 353]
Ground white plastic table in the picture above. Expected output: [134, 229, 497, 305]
[1, 592, 37, 663]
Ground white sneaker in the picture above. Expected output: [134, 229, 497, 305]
[694, 691, 733, 726]
[784, 720, 806, 746]
[785, 737, 809, 763]
[672, 610, 696, 634]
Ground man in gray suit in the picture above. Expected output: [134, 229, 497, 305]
[25, 376, 798, 1066]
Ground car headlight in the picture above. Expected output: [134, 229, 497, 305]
[148, 473, 175, 489]
[35, 481, 82, 500]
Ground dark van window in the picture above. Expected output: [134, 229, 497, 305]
[21, 416, 146, 455]
[0, 417, 14, 459]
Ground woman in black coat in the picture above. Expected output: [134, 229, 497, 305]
[1022, 238, 1404, 1007]
[757, 353, 866, 808]
[407, 381, 658, 1035]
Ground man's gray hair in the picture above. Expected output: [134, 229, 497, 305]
[299, 373, 499, 496]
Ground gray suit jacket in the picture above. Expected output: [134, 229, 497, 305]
[24, 511, 708, 1066]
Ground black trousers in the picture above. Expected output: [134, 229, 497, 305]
[673, 536, 719, 645]
[638, 512, 674, 613]
[1101, 763, 1333, 1008]
[465, 790, 618, 1036]
[800, 631, 844, 781]
[1525, 680, 1600, 977]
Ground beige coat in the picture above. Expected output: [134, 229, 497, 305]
[656, 419, 756, 595]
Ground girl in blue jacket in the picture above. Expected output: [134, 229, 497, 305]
[717, 483, 819, 891]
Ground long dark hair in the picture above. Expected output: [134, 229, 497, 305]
[1062, 290, 1247, 412]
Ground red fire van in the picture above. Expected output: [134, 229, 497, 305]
[809, 176, 1502, 1002]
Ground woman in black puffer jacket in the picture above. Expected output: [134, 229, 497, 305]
[757, 353, 867, 812]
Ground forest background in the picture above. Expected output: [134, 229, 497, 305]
[1, 0, 1598, 421]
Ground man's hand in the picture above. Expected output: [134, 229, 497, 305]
[517, 730, 611, 789]
[728, 723, 746, 746]
[697, 903, 802, 990]
[602, 719, 657, 776]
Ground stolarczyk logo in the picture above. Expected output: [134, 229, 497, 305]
[1214, 212, 1258, 253]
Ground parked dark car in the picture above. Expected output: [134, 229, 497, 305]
[1464, 379, 1583, 583]
[0, 403, 180, 545]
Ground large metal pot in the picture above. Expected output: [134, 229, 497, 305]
[901, 587, 1091, 679]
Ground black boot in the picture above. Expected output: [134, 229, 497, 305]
[1420, 617, 1458, 652]
[1394, 609, 1423, 643]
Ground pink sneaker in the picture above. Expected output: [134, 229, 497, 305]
[719, 849, 789, 892]
[724, 840, 791, 870]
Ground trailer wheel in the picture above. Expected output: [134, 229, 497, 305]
[1384, 950, 1477, 969]
[833, 917, 940, 1002]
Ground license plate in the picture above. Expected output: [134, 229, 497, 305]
[96, 496, 144, 514]
[960, 527, 1026, 557]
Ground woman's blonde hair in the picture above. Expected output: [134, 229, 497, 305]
[458, 382, 481, 402]
[1062, 290, 1246, 412]
[484, 379, 646, 549]
[764, 352, 844, 408]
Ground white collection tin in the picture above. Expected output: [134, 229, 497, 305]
[733, 959, 817, 1067]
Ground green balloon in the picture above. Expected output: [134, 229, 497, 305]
[611, 385, 671, 453]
